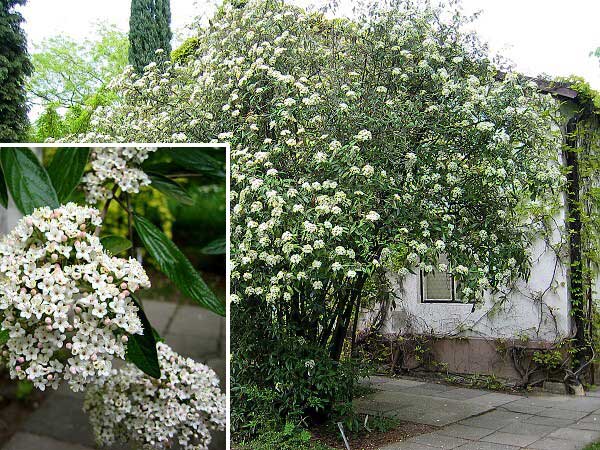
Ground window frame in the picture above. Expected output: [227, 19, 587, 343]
[419, 269, 463, 304]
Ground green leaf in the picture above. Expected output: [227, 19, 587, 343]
[0, 166, 8, 208]
[126, 295, 161, 378]
[100, 235, 132, 255]
[169, 148, 226, 179]
[148, 172, 194, 205]
[0, 149, 59, 214]
[134, 214, 225, 316]
[15, 380, 34, 400]
[47, 147, 90, 202]
[201, 237, 226, 255]
[0, 328, 9, 345]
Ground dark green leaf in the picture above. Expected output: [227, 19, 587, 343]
[201, 237, 226, 255]
[148, 172, 194, 205]
[100, 235, 132, 255]
[169, 148, 226, 179]
[15, 381, 33, 400]
[0, 167, 8, 208]
[47, 148, 90, 203]
[126, 295, 161, 378]
[0, 328, 9, 345]
[0, 149, 59, 214]
[134, 214, 225, 316]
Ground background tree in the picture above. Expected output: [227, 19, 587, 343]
[128, 0, 172, 73]
[27, 23, 128, 141]
[0, 0, 32, 142]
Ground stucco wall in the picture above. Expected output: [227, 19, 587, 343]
[374, 207, 571, 343]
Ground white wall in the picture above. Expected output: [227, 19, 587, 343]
[375, 209, 571, 343]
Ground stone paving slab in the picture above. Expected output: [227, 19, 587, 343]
[140, 299, 177, 334]
[168, 305, 224, 338]
[361, 375, 600, 449]
[359, 390, 496, 426]
[438, 424, 495, 441]
[547, 427, 600, 444]
[3, 433, 94, 450]
[407, 432, 471, 448]
[525, 437, 584, 450]
[456, 442, 520, 450]
[480, 431, 540, 448]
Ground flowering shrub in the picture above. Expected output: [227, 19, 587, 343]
[82, 146, 157, 204]
[84, 342, 226, 450]
[79, 0, 564, 429]
[0, 203, 148, 391]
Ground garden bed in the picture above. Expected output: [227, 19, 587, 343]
[311, 417, 436, 450]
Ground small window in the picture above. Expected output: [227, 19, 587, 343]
[420, 254, 462, 303]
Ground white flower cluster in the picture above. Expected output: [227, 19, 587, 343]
[78, 0, 564, 303]
[82, 147, 157, 204]
[0, 203, 149, 391]
[84, 342, 226, 450]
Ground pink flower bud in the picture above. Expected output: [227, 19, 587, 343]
[104, 318, 111, 326]
[67, 325, 73, 332]
[17, 357, 24, 364]
[25, 218, 33, 226]
[46, 325, 53, 331]
[91, 354, 97, 361]
[75, 307, 82, 314]
[121, 335, 128, 343]
[120, 290, 130, 298]
[51, 254, 58, 261]
[66, 343, 72, 350]
[47, 374, 53, 380]
[79, 224, 86, 231]
[45, 317, 52, 325]
[120, 282, 128, 290]
[70, 366, 77, 374]
[15, 366, 21, 372]
[37, 342, 43, 349]
[61, 235, 67, 242]
[107, 276, 113, 283]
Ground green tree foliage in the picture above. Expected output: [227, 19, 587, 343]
[0, 0, 32, 142]
[128, 0, 172, 73]
[27, 24, 128, 141]
[29, 24, 128, 108]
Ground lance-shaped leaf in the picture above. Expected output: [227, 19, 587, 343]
[47, 147, 90, 202]
[126, 295, 161, 378]
[169, 148, 226, 179]
[0, 148, 59, 214]
[134, 214, 225, 316]
[148, 172, 194, 205]
[100, 235, 132, 255]
[0, 166, 8, 208]
[201, 237, 226, 255]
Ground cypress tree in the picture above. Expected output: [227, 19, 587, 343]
[128, 0, 172, 73]
[0, 0, 32, 142]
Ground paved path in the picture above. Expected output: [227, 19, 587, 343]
[358, 376, 600, 450]
[2, 299, 226, 450]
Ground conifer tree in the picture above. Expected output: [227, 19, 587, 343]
[128, 0, 172, 73]
[0, 0, 33, 142]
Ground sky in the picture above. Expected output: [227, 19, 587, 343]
[18, 0, 600, 88]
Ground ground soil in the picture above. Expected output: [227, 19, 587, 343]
[311, 419, 436, 450]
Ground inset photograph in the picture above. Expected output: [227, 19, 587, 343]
[0, 146, 226, 449]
